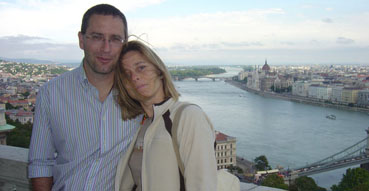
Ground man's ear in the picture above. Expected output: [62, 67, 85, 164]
[78, 32, 84, 50]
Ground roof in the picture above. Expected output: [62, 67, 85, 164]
[215, 131, 236, 142]
[0, 124, 15, 132]
[262, 60, 270, 71]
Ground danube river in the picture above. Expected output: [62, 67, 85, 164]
[173, 67, 369, 189]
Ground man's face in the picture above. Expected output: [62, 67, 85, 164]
[78, 14, 125, 76]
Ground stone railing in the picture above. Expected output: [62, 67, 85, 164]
[0, 145, 285, 191]
[0, 145, 31, 191]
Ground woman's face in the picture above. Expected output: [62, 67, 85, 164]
[121, 50, 165, 103]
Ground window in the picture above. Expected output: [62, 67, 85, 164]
[230, 158, 233, 162]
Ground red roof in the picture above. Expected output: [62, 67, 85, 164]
[215, 131, 229, 141]
[8, 100, 29, 104]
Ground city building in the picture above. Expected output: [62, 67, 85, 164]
[308, 84, 320, 99]
[215, 131, 236, 170]
[332, 86, 344, 103]
[6, 110, 33, 124]
[292, 81, 310, 97]
[316, 85, 332, 100]
[357, 90, 369, 107]
[238, 71, 248, 81]
[341, 87, 361, 104]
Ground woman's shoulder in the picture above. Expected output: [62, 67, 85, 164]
[172, 101, 204, 115]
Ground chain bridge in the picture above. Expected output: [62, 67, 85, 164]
[286, 127, 369, 180]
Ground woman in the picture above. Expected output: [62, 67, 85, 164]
[114, 40, 217, 191]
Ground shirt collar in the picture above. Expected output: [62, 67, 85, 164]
[76, 61, 90, 88]
[152, 98, 175, 120]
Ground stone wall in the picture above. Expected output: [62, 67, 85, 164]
[0, 145, 31, 191]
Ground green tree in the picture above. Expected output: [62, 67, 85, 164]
[261, 174, 288, 190]
[289, 176, 326, 191]
[331, 168, 369, 191]
[227, 165, 244, 174]
[21, 91, 30, 98]
[5, 117, 33, 148]
[254, 155, 271, 171]
[5, 103, 15, 110]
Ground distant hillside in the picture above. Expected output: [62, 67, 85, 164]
[0, 57, 56, 65]
[0, 57, 80, 68]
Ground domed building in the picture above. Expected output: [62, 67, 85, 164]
[262, 59, 270, 72]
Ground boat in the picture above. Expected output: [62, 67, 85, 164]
[326, 114, 336, 120]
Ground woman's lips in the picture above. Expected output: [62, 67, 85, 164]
[136, 84, 146, 90]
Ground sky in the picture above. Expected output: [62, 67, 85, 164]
[0, 0, 368, 66]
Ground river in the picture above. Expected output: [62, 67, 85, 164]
[173, 66, 369, 189]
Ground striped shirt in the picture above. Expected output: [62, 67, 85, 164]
[28, 64, 140, 191]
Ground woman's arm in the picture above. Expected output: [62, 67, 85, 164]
[176, 105, 217, 191]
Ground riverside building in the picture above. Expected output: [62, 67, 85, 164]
[215, 131, 237, 169]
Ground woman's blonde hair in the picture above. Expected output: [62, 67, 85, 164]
[114, 40, 180, 120]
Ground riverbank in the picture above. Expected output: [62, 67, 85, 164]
[226, 80, 369, 113]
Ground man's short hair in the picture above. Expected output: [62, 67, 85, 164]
[81, 4, 128, 40]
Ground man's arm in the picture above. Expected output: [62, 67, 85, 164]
[31, 177, 53, 191]
[28, 86, 56, 186]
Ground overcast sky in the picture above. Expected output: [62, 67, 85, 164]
[0, 0, 368, 66]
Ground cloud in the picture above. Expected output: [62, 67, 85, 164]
[0, 0, 167, 43]
[130, 9, 285, 49]
[322, 18, 333, 23]
[325, 8, 333, 11]
[0, 1, 368, 64]
[336, 37, 355, 45]
[0, 35, 82, 62]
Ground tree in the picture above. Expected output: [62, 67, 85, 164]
[227, 165, 244, 174]
[21, 91, 30, 98]
[261, 174, 288, 190]
[331, 168, 369, 191]
[289, 176, 326, 191]
[254, 155, 271, 171]
[5, 117, 33, 148]
[5, 102, 15, 110]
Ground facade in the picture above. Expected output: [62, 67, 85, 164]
[308, 84, 320, 99]
[341, 87, 361, 104]
[357, 90, 369, 106]
[332, 86, 344, 103]
[6, 110, 33, 124]
[215, 131, 236, 170]
[316, 85, 332, 100]
[238, 71, 248, 81]
[260, 77, 275, 92]
[8, 100, 30, 109]
[292, 81, 310, 97]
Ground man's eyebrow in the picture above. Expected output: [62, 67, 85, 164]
[89, 32, 103, 36]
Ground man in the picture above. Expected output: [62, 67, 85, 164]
[28, 4, 140, 190]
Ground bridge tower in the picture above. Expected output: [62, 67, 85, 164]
[360, 127, 369, 172]
[366, 127, 369, 155]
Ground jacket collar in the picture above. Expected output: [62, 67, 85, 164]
[152, 98, 175, 121]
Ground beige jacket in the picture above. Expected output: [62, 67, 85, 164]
[115, 98, 217, 191]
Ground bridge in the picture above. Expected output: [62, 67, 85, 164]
[171, 75, 232, 81]
[285, 127, 369, 181]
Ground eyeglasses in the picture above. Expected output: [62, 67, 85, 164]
[84, 33, 124, 47]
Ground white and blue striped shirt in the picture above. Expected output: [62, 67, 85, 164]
[28, 64, 140, 191]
